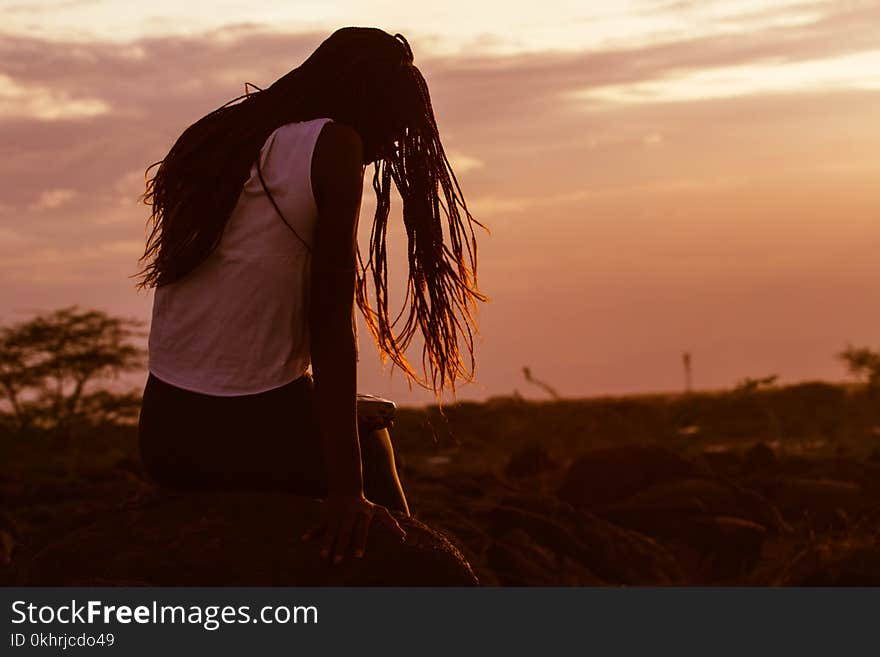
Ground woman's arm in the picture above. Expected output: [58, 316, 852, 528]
[305, 121, 405, 562]
[309, 122, 364, 497]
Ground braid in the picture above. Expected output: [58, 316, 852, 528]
[136, 28, 488, 401]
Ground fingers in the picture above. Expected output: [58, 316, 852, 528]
[303, 503, 407, 564]
[332, 513, 357, 564]
[301, 521, 324, 542]
[352, 511, 373, 559]
[320, 518, 338, 560]
[377, 508, 407, 542]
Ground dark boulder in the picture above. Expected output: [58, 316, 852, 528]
[688, 516, 767, 581]
[603, 478, 784, 532]
[699, 449, 743, 476]
[743, 442, 779, 475]
[487, 528, 605, 586]
[769, 478, 866, 521]
[504, 444, 558, 478]
[556, 445, 788, 581]
[773, 541, 880, 586]
[599, 479, 777, 580]
[483, 496, 683, 585]
[12, 488, 478, 586]
[779, 457, 880, 493]
[557, 443, 709, 510]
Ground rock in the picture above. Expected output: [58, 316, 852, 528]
[854, 506, 880, 539]
[557, 444, 709, 510]
[0, 528, 15, 584]
[606, 478, 737, 516]
[598, 479, 782, 580]
[743, 442, 779, 475]
[488, 529, 605, 586]
[773, 542, 880, 586]
[504, 444, 558, 478]
[770, 478, 866, 521]
[555, 445, 789, 581]
[699, 450, 742, 475]
[689, 516, 767, 581]
[0, 529, 13, 566]
[11, 488, 478, 586]
[483, 496, 683, 585]
[780, 457, 880, 494]
[603, 478, 784, 532]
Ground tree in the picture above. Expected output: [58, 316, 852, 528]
[0, 306, 145, 435]
[837, 345, 880, 389]
[733, 374, 778, 394]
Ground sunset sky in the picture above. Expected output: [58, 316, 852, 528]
[1, 0, 879, 405]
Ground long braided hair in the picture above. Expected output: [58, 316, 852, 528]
[136, 27, 488, 398]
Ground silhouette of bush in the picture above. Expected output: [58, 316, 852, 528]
[0, 306, 145, 437]
[733, 374, 778, 394]
[838, 345, 880, 390]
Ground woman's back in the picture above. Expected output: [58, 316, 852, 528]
[147, 117, 333, 396]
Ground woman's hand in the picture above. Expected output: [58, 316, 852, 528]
[302, 494, 406, 563]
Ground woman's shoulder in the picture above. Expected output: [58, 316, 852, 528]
[310, 120, 364, 214]
[270, 118, 361, 162]
[313, 120, 362, 158]
[272, 117, 333, 140]
[312, 121, 363, 185]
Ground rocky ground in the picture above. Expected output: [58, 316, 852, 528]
[3, 383, 880, 585]
[401, 440, 880, 585]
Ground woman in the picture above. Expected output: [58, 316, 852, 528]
[135, 28, 487, 564]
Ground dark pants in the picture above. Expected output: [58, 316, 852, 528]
[138, 372, 409, 514]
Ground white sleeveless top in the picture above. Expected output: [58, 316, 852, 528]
[147, 117, 334, 396]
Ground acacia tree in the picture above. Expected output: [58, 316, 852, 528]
[837, 345, 880, 389]
[0, 307, 145, 435]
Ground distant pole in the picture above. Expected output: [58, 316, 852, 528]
[682, 352, 692, 394]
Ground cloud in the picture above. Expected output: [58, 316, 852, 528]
[0, 227, 33, 246]
[0, 8, 875, 239]
[471, 174, 751, 218]
[28, 188, 78, 211]
[0, 73, 110, 120]
[0, 238, 143, 281]
[1, 9, 878, 292]
[447, 151, 485, 173]
[0, 3, 875, 138]
[3, 0, 105, 15]
[573, 48, 880, 106]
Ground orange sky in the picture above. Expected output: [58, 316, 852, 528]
[1, 0, 879, 405]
